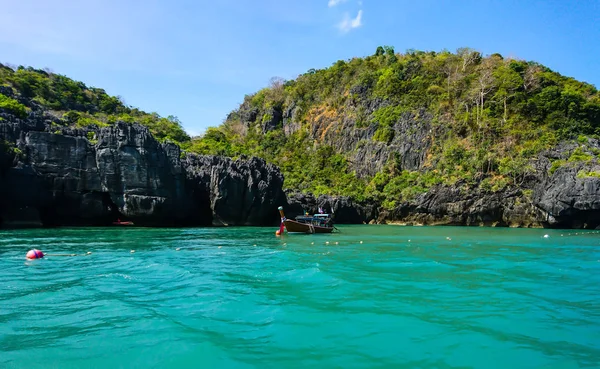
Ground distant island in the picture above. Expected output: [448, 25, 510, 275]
[1, 47, 600, 228]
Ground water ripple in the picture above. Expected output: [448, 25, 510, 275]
[1, 226, 599, 368]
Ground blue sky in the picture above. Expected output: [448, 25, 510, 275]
[1, 0, 598, 135]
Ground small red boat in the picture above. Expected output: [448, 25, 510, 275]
[113, 219, 134, 226]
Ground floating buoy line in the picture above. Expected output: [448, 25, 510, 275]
[31, 230, 596, 260]
[26, 249, 92, 259]
[557, 230, 600, 237]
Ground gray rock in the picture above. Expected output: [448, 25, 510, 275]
[0, 116, 286, 227]
[261, 106, 283, 133]
[183, 155, 285, 226]
[381, 184, 545, 227]
[534, 163, 600, 228]
[301, 102, 432, 178]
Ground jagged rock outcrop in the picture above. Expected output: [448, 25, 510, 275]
[228, 100, 282, 134]
[0, 116, 285, 228]
[375, 141, 600, 229]
[183, 155, 285, 226]
[534, 164, 600, 228]
[380, 184, 546, 227]
[322, 110, 432, 178]
[261, 106, 283, 133]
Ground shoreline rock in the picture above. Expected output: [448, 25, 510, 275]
[1, 118, 285, 228]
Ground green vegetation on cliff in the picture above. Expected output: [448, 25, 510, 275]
[189, 47, 600, 207]
[0, 93, 27, 119]
[0, 64, 190, 143]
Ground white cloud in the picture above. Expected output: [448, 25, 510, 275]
[337, 10, 363, 33]
[328, 0, 348, 7]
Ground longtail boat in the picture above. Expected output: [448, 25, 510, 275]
[277, 206, 334, 234]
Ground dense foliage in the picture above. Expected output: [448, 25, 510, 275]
[189, 47, 600, 207]
[0, 64, 190, 143]
[0, 93, 27, 118]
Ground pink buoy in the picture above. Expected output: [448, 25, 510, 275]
[26, 249, 44, 259]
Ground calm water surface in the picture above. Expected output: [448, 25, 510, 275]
[1, 225, 599, 368]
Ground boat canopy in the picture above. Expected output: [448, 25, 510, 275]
[296, 214, 330, 219]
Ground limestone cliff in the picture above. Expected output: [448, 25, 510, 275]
[3, 53, 600, 229]
[0, 112, 285, 228]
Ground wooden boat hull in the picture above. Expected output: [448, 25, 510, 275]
[283, 219, 333, 234]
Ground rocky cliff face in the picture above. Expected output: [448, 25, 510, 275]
[380, 184, 546, 227]
[0, 109, 285, 228]
[3, 88, 600, 229]
[532, 143, 600, 229]
[183, 155, 285, 226]
[231, 90, 600, 229]
[239, 95, 432, 179]
[376, 141, 600, 229]
[301, 106, 432, 178]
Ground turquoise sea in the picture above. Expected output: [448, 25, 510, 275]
[1, 225, 599, 368]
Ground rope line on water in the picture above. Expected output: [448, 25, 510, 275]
[45, 252, 93, 257]
[558, 230, 600, 237]
[28, 229, 600, 259]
